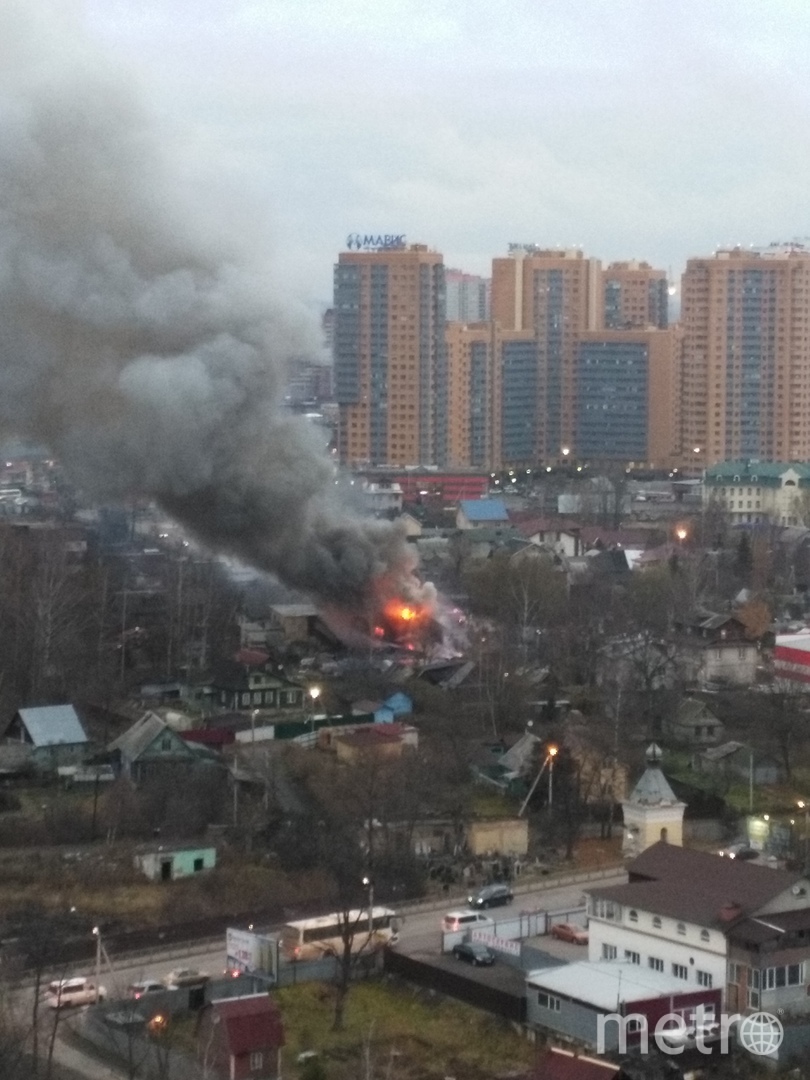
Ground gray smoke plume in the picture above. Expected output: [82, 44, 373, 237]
[0, 1, 419, 614]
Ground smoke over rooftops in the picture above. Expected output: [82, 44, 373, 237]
[0, 1, 414, 612]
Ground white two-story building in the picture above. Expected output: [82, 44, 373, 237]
[586, 842, 810, 1015]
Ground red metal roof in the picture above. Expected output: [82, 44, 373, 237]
[212, 995, 285, 1056]
[532, 1047, 620, 1080]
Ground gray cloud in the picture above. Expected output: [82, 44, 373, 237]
[83, 0, 810, 297]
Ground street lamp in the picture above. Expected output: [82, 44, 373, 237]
[92, 925, 101, 1003]
[548, 745, 559, 808]
[362, 875, 374, 939]
[308, 687, 321, 738]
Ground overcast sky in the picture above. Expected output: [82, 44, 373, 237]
[80, 0, 810, 309]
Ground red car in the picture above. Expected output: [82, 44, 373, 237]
[551, 922, 589, 945]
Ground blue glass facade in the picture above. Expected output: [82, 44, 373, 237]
[502, 339, 538, 463]
[535, 270, 565, 456]
[333, 263, 361, 404]
[724, 267, 776, 460]
[575, 340, 648, 459]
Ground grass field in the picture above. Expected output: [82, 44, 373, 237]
[274, 979, 535, 1080]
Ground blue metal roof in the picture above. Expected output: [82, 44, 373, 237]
[459, 499, 509, 522]
[17, 705, 88, 747]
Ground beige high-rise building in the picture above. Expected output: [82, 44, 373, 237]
[602, 261, 669, 330]
[333, 244, 446, 467]
[491, 248, 601, 462]
[445, 321, 500, 469]
[575, 327, 681, 468]
[679, 246, 810, 467]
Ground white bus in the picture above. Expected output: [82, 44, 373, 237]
[280, 907, 399, 961]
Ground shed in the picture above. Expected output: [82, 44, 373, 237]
[197, 993, 284, 1080]
[134, 844, 216, 882]
[526, 961, 720, 1052]
[467, 817, 528, 856]
[4, 704, 88, 770]
[697, 741, 784, 785]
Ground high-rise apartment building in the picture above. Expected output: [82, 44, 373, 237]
[602, 261, 669, 330]
[680, 246, 810, 466]
[445, 321, 499, 469]
[333, 244, 447, 467]
[491, 248, 601, 461]
[575, 328, 680, 467]
[445, 269, 491, 323]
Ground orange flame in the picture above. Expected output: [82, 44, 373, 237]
[383, 599, 427, 627]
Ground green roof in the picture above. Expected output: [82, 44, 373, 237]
[705, 461, 810, 487]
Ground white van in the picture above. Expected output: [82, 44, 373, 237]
[442, 910, 495, 933]
[45, 977, 106, 1009]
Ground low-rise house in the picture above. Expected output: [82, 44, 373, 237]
[703, 460, 810, 526]
[212, 659, 304, 712]
[333, 722, 418, 764]
[676, 610, 761, 687]
[267, 604, 319, 644]
[511, 516, 581, 558]
[108, 712, 208, 783]
[586, 841, 810, 1014]
[197, 994, 284, 1080]
[526, 961, 720, 1052]
[663, 697, 724, 747]
[2, 704, 89, 771]
[134, 844, 216, 882]
[696, 741, 784, 786]
[456, 498, 509, 530]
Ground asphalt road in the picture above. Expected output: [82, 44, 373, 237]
[32, 868, 627, 1078]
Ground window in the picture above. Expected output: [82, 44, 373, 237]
[672, 963, 688, 980]
[625, 950, 640, 965]
[193, 858, 204, 873]
[763, 963, 804, 989]
[729, 962, 747, 985]
[593, 899, 619, 920]
[697, 970, 713, 988]
[538, 992, 561, 1012]
[652, 916, 662, 929]
[649, 957, 664, 972]
[700, 929, 710, 942]
[628, 910, 638, 923]
[250, 1052, 264, 1071]
[602, 944, 617, 961]
[676, 923, 686, 936]
[626, 1017, 643, 1033]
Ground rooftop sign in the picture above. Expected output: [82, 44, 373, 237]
[346, 233, 406, 251]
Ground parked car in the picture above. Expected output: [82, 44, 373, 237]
[550, 922, 589, 945]
[442, 911, 495, 933]
[451, 941, 495, 966]
[163, 968, 209, 988]
[128, 979, 165, 1000]
[467, 884, 514, 909]
[45, 977, 106, 1009]
[718, 843, 759, 860]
